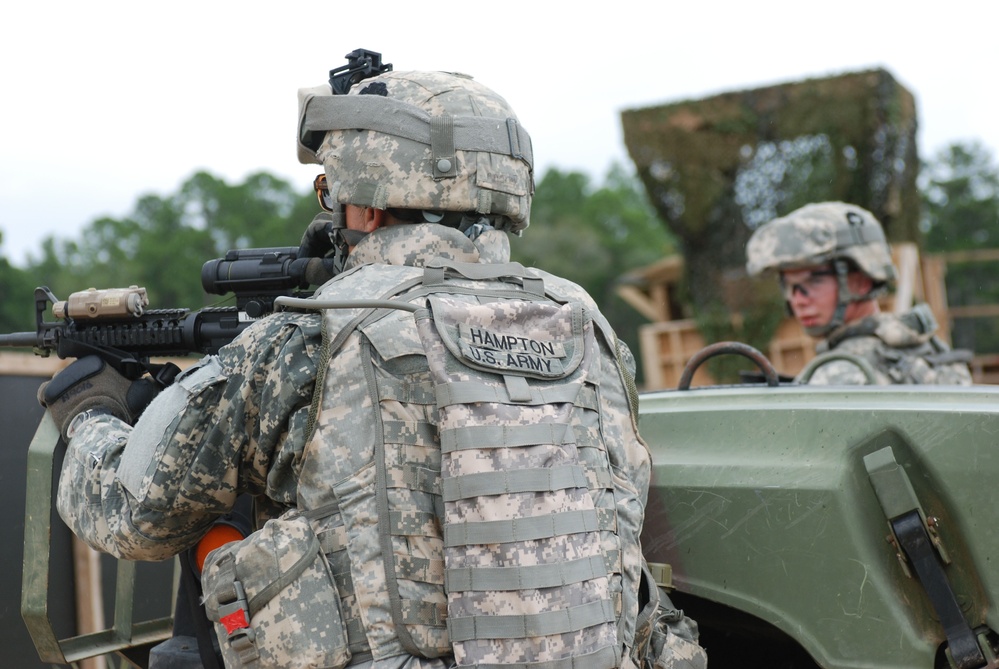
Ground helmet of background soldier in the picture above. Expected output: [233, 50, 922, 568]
[296, 70, 534, 234]
[745, 202, 896, 285]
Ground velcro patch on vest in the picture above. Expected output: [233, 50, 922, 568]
[457, 323, 567, 376]
[425, 295, 586, 380]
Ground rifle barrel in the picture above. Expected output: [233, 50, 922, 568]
[0, 333, 38, 348]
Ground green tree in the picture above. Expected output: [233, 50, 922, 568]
[920, 141, 999, 251]
[179, 171, 314, 250]
[510, 164, 676, 381]
[27, 195, 216, 309]
[17, 165, 673, 377]
[920, 141, 999, 354]
[0, 231, 37, 332]
[26, 171, 317, 309]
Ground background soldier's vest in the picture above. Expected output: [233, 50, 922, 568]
[817, 306, 974, 385]
[301, 258, 652, 667]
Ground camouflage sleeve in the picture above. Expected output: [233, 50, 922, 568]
[56, 311, 322, 561]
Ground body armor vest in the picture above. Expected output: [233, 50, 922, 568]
[298, 258, 651, 667]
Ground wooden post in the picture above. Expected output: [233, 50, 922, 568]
[73, 537, 108, 669]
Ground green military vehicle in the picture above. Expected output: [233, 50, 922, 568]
[14, 334, 999, 669]
[639, 343, 999, 669]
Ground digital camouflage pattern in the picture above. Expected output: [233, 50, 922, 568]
[650, 629, 709, 669]
[298, 71, 534, 233]
[801, 308, 973, 385]
[56, 223, 666, 667]
[201, 511, 350, 668]
[56, 309, 322, 561]
[415, 293, 617, 668]
[746, 201, 896, 282]
[303, 223, 656, 667]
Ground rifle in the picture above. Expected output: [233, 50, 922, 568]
[0, 246, 335, 388]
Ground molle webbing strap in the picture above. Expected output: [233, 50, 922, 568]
[359, 341, 444, 657]
[448, 598, 616, 641]
[212, 554, 240, 612]
[446, 554, 607, 592]
[434, 380, 586, 407]
[506, 119, 528, 162]
[375, 376, 436, 405]
[431, 113, 457, 179]
[395, 463, 442, 495]
[302, 95, 534, 167]
[503, 374, 531, 401]
[390, 509, 438, 536]
[573, 423, 604, 450]
[382, 419, 438, 447]
[836, 218, 886, 247]
[573, 440, 613, 489]
[439, 422, 572, 452]
[463, 645, 620, 669]
[303, 501, 341, 521]
[443, 509, 600, 547]
[396, 555, 445, 584]
[308, 508, 368, 653]
[400, 600, 449, 626]
[422, 259, 545, 296]
[441, 464, 589, 501]
[577, 385, 600, 411]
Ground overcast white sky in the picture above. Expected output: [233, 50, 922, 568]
[1, 1, 997, 266]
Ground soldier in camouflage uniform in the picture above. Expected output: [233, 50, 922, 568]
[746, 201, 973, 385]
[38, 69, 705, 669]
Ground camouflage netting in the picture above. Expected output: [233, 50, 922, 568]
[621, 68, 920, 380]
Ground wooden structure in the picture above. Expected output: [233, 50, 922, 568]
[620, 69, 923, 369]
[617, 243, 972, 389]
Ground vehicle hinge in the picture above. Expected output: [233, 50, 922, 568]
[865, 446, 986, 669]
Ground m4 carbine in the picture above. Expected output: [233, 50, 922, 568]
[0, 246, 335, 388]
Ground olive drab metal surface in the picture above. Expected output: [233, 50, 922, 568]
[639, 382, 999, 669]
[21, 413, 176, 666]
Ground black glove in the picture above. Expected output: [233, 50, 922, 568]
[299, 210, 349, 279]
[297, 211, 339, 258]
[37, 356, 160, 439]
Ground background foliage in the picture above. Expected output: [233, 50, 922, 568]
[2, 145, 996, 375]
[1, 165, 675, 381]
[919, 141, 999, 354]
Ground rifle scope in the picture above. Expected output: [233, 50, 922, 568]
[202, 246, 337, 318]
[201, 247, 311, 297]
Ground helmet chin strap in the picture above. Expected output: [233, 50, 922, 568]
[803, 258, 874, 337]
[341, 210, 499, 251]
[318, 210, 356, 275]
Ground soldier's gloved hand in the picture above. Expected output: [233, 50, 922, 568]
[37, 356, 160, 439]
[298, 211, 340, 258]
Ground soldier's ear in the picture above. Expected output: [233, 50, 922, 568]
[366, 207, 387, 231]
[847, 271, 874, 296]
[345, 205, 385, 233]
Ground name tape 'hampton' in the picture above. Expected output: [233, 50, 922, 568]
[457, 323, 568, 376]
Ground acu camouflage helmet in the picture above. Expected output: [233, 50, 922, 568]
[297, 70, 534, 233]
[745, 202, 896, 283]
